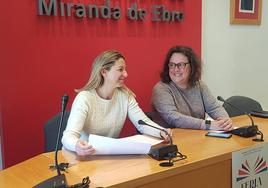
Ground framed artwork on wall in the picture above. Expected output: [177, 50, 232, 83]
[230, 0, 262, 25]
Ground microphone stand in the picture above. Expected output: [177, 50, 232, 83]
[33, 94, 69, 188]
[138, 120, 186, 167]
[217, 96, 264, 142]
[55, 95, 69, 177]
[34, 94, 91, 188]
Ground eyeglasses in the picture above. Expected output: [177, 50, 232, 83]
[168, 62, 190, 69]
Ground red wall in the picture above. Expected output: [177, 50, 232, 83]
[0, 0, 201, 168]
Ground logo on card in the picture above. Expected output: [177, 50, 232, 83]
[237, 156, 267, 182]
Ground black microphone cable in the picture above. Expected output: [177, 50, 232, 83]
[68, 176, 90, 188]
[253, 130, 264, 142]
[160, 151, 187, 167]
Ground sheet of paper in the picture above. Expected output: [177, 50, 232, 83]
[88, 134, 151, 155]
[120, 134, 163, 146]
[209, 126, 239, 133]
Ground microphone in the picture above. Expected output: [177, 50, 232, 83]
[217, 96, 264, 142]
[34, 94, 91, 188]
[34, 94, 69, 188]
[138, 120, 179, 167]
[55, 94, 69, 176]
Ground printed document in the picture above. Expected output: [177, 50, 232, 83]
[88, 134, 163, 155]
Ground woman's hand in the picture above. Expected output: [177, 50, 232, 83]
[75, 140, 95, 156]
[160, 129, 172, 143]
[210, 118, 233, 131]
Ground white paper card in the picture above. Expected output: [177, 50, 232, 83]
[120, 134, 163, 146]
[88, 134, 151, 155]
[232, 142, 268, 188]
[209, 126, 239, 133]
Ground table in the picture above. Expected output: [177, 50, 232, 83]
[0, 115, 267, 188]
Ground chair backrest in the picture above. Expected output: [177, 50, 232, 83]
[223, 96, 262, 117]
[44, 111, 70, 152]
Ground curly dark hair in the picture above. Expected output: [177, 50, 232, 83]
[160, 45, 202, 87]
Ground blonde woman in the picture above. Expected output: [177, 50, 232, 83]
[62, 50, 170, 156]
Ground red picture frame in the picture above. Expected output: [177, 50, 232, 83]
[230, 0, 262, 25]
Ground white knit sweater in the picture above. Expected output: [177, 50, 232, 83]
[62, 89, 163, 152]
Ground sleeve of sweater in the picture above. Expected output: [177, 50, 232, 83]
[127, 94, 165, 138]
[152, 82, 203, 129]
[61, 91, 89, 152]
[199, 81, 229, 119]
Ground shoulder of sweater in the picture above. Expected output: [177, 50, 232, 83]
[115, 88, 134, 101]
[197, 80, 207, 87]
[196, 81, 210, 92]
[153, 81, 170, 90]
[76, 90, 95, 98]
[73, 90, 97, 103]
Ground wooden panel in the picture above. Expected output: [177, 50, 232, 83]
[138, 159, 231, 188]
[0, 155, 53, 188]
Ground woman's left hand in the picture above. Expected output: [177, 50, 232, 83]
[160, 129, 172, 143]
[216, 117, 234, 131]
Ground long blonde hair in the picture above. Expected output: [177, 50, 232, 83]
[76, 50, 135, 96]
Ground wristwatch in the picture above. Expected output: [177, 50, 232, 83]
[205, 120, 211, 130]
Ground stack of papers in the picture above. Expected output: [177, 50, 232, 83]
[88, 134, 163, 155]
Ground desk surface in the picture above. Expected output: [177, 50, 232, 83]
[1, 115, 267, 188]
